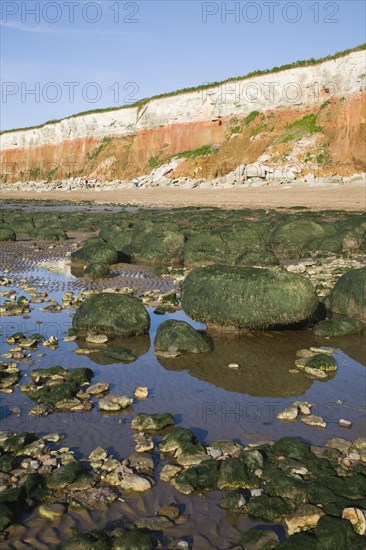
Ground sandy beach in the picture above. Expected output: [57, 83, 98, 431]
[2, 182, 365, 211]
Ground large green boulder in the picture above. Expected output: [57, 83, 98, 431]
[84, 263, 111, 280]
[133, 229, 185, 265]
[31, 226, 68, 241]
[270, 220, 325, 258]
[246, 494, 293, 522]
[73, 293, 150, 336]
[72, 238, 118, 265]
[0, 226, 16, 241]
[313, 317, 364, 337]
[154, 320, 212, 354]
[183, 226, 275, 267]
[181, 266, 318, 330]
[325, 267, 366, 319]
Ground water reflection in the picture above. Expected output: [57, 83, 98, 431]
[158, 331, 321, 397]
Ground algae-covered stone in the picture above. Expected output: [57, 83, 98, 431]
[326, 267, 366, 319]
[84, 263, 111, 280]
[305, 354, 337, 372]
[246, 494, 293, 522]
[60, 532, 111, 550]
[47, 461, 87, 490]
[73, 293, 150, 336]
[314, 515, 366, 550]
[173, 460, 220, 494]
[72, 238, 118, 265]
[239, 528, 280, 549]
[111, 530, 153, 550]
[1, 432, 37, 454]
[135, 516, 174, 530]
[0, 227, 16, 242]
[220, 491, 246, 511]
[217, 458, 258, 490]
[159, 427, 207, 465]
[154, 320, 212, 354]
[135, 229, 185, 265]
[0, 503, 13, 531]
[270, 220, 325, 258]
[313, 317, 364, 337]
[131, 412, 175, 431]
[181, 266, 318, 330]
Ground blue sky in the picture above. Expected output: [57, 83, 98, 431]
[1, 0, 365, 130]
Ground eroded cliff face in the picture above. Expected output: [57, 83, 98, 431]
[1, 50, 365, 182]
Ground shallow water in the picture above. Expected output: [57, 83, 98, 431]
[0, 251, 365, 549]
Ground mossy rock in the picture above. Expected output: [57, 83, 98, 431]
[72, 239, 118, 265]
[305, 354, 337, 372]
[154, 320, 212, 354]
[26, 367, 93, 406]
[313, 317, 364, 337]
[235, 250, 279, 267]
[59, 532, 111, 550]
[181, 266, 318, 330]
[47, 461, 87, 491]
[23, 473, 47, 505]
[131, 412, 175, 431]
[0, 504, 13, 531]
[84, 263, 111, 280]
[220, 491, 246, 510]
[174, 460, 220, 493]
[239, 528, 280, 549]
[271, 437, 313, 463]
[160, 427, 205, 456]
[246, 494, 293, 522]
[217, 458, 259, 490]
[279, 532, 317, 549]
[111, 530, 154, 550]
[325, 267, 366, 319]
[314, 515, 366, 550]
[183, 232, 225, 266]
[73, 293, 150, 336]
[270, 220, 325, 258]
[0, 226, 16, 241]
[0, 454, 16, 473]
[133, 229, 185, 265]
[31, 227, 68, 241]
[1, 432, 37, 454]
[102, 347, 136, 363]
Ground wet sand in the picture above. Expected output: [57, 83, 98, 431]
[2, 182, 366, 211]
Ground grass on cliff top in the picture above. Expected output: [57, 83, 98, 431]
[1, 43, 365, 136]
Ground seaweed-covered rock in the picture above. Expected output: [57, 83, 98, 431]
[0, 226, 16, 241]
[239, 528, 279, 549]
[305, 354, 337, 372]
[160, 427, 207, 465]
[72, 238, 118, 265]
[60, 531, 111, 550]
[173, 460, 220, 494]
[24, 367, 93, 407]
[154, 320, 211, 354]
[111, 530, 153, 550]
[73, 293, 150, 336]
[270, 220, 325, 258]
[1, 432, 37, 454]
[84, 263, 111, 280]
[217, 458, 259, 490]
[134, 229, 185, 265]
[31, 226, 68, 241]
[131, 413, 175, 431]
[246, 494, 293, 522]
[0, 503, 13, 531]
[314, 515, 366, 550]
[313, 317, 364, 337]
[325, 267, 366, 319]
[47, 461, 88, 491]
[181, 266, 318, 330]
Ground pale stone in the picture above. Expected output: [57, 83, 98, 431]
[276, 404, 298, 422]
[301, 415, 327, 428]
[38, 503, 66, 521]
[285, 504, 325, 535]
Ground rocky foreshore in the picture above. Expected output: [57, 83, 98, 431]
[2, 160, 366, 194]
